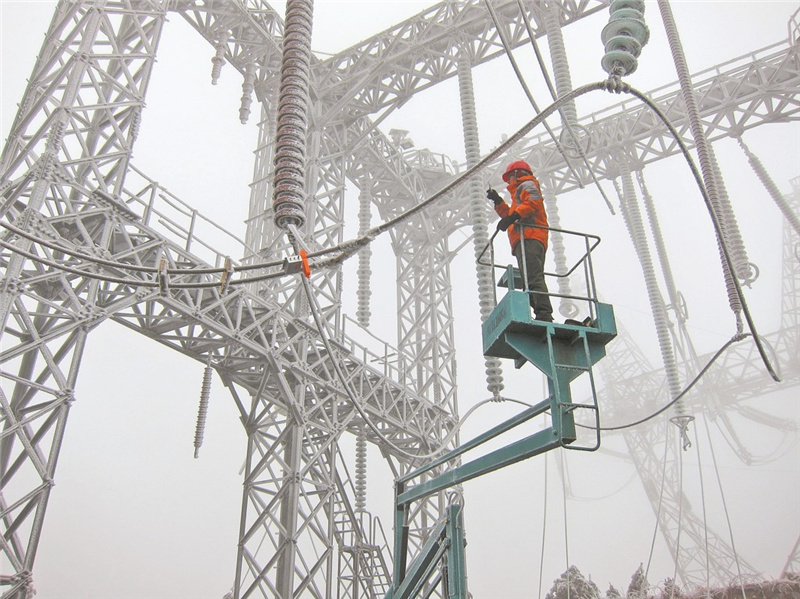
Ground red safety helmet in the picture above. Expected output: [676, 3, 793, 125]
[502, 160, 533, 182]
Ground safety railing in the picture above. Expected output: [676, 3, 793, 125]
[478, 223, 603, 324]
[121, 164, 257, 268]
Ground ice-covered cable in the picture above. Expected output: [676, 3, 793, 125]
[1, 79, 785, 385]
[585, 334, 749, 432]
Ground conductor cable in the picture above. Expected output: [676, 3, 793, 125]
[0, 78, 785, 384]
[589, 334, 748, 432]
[286, 223, 534, 462]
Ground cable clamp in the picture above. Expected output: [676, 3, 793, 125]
[157, 257, 169, 295]
[219, 256, 233, 293]
[283, 250, 311, 278]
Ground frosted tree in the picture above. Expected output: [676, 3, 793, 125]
[627, 564, 650, 599]
[607, 584, 623, 599]
[546, 566, 602, 599]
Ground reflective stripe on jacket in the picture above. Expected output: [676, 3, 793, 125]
[494, 174, 549, 251]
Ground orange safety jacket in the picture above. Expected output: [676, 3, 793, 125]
[494, 174, 549, 252]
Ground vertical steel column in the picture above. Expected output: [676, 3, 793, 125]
[275, 422, 304, 598]
[0, 2, 167, 595]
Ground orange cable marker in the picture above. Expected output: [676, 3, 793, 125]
[299, 249, 311, 278]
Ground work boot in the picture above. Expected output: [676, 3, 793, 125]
[564, 317, 593, 327]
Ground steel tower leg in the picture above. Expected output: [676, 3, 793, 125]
[0, 2, 166, 595]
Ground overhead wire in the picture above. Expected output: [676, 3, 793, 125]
[692, 420, 712, 590]
[646, 428, 671, 581]
[700, 411, 748, 598]
[1, 78, 780, 383]
[588, 334, 748, 432]
[511, 0, 616, 214]
[288, 222, 537, 462]
[481, 0, 588, 197]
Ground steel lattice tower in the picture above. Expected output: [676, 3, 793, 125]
[1, 1, 798, 597]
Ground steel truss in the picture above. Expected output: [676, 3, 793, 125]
[1, 1, 799, 597]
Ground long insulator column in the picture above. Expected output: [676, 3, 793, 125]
[636, 171, 685, 322]
[710, 154, 756, 284]
[656, 0, 747, 318]
[738, 137, 800, 238]
[544, 1, 577, 126]
[356, 185, 372, 327]
[354, 429, 367, 514]
[272, 0, 314, 230]
[542, 2, 578, 318]
[457, 56, 504, 397]
[194, 363, 214, 459]
[617, 169, 690, 445]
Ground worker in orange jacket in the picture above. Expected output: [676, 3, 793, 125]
[487, 160, 554, 322]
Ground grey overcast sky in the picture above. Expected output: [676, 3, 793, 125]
[1, 1, 799, 598]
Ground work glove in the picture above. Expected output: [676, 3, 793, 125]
[486, 188, 504, 205]
[497, 212, 520, 231]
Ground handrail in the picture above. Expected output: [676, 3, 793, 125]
[477, 223, 603, 318]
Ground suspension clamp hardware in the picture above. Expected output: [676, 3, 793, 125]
[157, 257, 169, 295]
[284, 250, 311, 278]
[219, 256, 233, 293]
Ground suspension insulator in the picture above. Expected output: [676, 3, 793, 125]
[616, 172, 684, 421]
[273, 0, 314, 230]
[239, 64, 256, 124]
[458, 55, 504, 397]
[601, 0, 650, 77]
[211, 41, 226, 85]
[357, 186, 372, 327]
[355, 430, 367, 513]
[194, 364, 214, 459]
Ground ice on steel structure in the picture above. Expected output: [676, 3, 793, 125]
[0, 1, 798, 597]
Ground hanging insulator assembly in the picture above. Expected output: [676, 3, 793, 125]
[601, 0, 650, 78]
[357, 186, 372, 327]
[457, 55, 504, 397]
[194, 363, 214, 459]
[239, 63, 256, 124]
[272, 0, 314, 230]
[355, 429, 367, 513]
[211, 40, 227, 85]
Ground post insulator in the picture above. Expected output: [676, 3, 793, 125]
[601, 0, 650, 77]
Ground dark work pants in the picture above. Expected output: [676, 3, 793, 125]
[513, 239, 553, 321]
